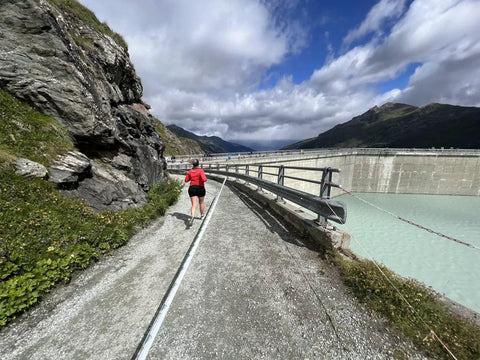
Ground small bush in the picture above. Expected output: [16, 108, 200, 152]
[335, 254, 480, 360]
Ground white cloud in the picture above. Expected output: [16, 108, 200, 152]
[400, 54, 480, 105]
[371, 0, 479, 64]
[343, 0, 407, 47]
[82, 0, 290, 94]
[79, 0, 480, 145]
[150, 80, 377, 141]
[375, 0, 480, 105]
[311, 0, 480, 106]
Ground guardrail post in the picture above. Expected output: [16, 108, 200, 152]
[257, 165, 263, 192]
[322, 167, 333, 199]
[276, 165, 285, 202]
[245, 164, 249, 176]
[316, 167, 333, 226]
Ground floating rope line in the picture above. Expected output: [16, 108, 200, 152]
[338, 186, 480, 251]
[324, 200, 459, 360]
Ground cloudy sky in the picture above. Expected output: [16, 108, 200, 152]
[79, 0, 480, 148]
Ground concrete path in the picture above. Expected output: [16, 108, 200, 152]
[0, 177, 429, 359]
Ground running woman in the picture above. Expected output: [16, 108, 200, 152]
[184, 159, 207, 225]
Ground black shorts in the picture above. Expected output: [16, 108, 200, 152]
[188, 185, 206, 198]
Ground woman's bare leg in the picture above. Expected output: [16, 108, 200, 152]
[190, 196, 198, 218]
[199, 196, 205, 216]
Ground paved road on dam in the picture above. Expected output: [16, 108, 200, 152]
[0, 176, 430, 360]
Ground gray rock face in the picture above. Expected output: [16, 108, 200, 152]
[71, 160, 147, 212]
[0, 0, 167, 210]
[49, 151, 91, 185]
[14, 158, 48, 178]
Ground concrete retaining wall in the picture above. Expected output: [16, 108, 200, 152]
[214, 150, 480, 198]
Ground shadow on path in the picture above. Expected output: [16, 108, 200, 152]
[231, 184, 323, 253]
[170, 212, 193, 229]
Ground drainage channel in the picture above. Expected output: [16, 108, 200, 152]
[131, 178, 226, 360]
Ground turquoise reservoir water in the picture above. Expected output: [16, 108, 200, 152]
[335, 193, 480, 314]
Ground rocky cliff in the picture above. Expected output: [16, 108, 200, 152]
[0, 0, 167, 210]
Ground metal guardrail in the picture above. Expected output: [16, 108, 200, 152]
[170, 163, 347, 225]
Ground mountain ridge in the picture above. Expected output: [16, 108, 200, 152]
[167, 124, 255, 153]
[283, 102, 480, 150]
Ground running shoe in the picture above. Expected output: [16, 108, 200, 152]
[200, 214, 204, 220]
[189, 215, 194, 225]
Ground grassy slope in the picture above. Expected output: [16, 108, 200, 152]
[0, 90, 181, 326]
[154, 121, 202, 155]
[48, 0, 128, 50]
[167, 124, 254, 153]
[0, 89, 74, 165]
[333, 253, 480, 360]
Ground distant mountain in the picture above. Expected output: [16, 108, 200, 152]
[166, 125, 255, 153]
[233, 139, 302, 151]
[155, 121, 202, 155]
[283, 103, 480, 150]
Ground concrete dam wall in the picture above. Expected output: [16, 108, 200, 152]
[225, 149, 480, 198]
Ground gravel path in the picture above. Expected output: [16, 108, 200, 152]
[0, 176, 430, 359]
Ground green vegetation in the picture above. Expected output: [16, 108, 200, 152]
[176, 137, 201, 155]
[155, 122, 178, 156]
[72, 35, 95, 52]
[0, 89, 74, 165]
[167, 124, 254, 154]
[0, 172, 181, 326]
[48, 0, 128, 50]
[154, 121, 202, 155]
[334, 254, 480, 360]
[164, 143, 180, 156]
[0, 90, 181, 326]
